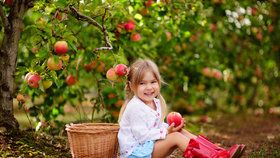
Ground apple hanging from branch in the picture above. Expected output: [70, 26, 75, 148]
[106, 68, 118, 81]
[54, 41, 68, 55]
[65, 75, 76, 86]
[124, 21, 135, 32]
[47, 57, 63, 71]
[27, 74, 41, 89]
[130, 32, 141, 42]
[115, 64, 128, 76]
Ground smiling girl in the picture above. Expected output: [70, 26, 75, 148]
[117, 59, 245, 158]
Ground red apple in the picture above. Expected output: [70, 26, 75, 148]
[145, 0, 154, 7]
[210, 23, 218, 32]
[66, 75, 76, 86]
[140, 8, 149, 16]
[116, 23, 124, 33]
[213, 69, 223, 80]
[115, 64, 128, 76]
[251, 7, 258, 16]
[174, 44, 182, 53]
[108, 93, 117, 99]
[4, 0, 13, 7]
[106, 68, 118, 81]
[256, 31, 263, 41]
[84, 60, 97, 72]
[55, 11, 64, 21]
[199, 115, 209, 123]
[268, 25, 274, 33]
[112, 110, 120, 118]
[255, 66, 262, 78]
[31, 47, 39, 54]
[16, 94, 25, 103]
[47, 57, 63, 70]
[269, 107, 280, 115]
[165, 31, 172, 41]
[27, 74, 41, 88]
[25, 72, 33, 81]
[190, 34, 198, 42]
[130, 32, 141, 42]
[54, 41, 68, 55]
[124, 21, 135, 32]
[201, 67, 212, 77]
[115, 100, 125, 107]
[167, 112, 183, 127]
[96, 61, 105, 73]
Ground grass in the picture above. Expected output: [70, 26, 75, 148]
[248, 144, 280, 158]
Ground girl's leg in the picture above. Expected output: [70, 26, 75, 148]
[180, 129, 197, 139]
[152, 132, 190, 158]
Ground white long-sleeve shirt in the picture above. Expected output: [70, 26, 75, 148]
[118, 96, 169, 158]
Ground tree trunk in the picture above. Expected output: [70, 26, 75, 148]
[0, 0, 33, 132]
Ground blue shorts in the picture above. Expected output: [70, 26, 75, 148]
[128, 140, 155, 158]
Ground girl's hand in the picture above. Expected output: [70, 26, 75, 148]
[167, 119, 185, 134]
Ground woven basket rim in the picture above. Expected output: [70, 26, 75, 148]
[65, 123, 119, 134]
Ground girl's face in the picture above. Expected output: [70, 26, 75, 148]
[133, 70, 160, 106]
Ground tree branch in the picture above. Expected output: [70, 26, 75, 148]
[0, 5, 10, 31]
[69, 6, 113, 51]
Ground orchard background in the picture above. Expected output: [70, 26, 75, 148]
[0, 0, 280, 156]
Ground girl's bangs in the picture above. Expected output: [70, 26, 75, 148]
[134, 66, 160, 85]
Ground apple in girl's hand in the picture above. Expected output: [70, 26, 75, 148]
[167, 112, 183, 127]
[115, 64, 128, 76]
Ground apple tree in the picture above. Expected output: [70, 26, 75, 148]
[1, 0, 131, 132]
[1, 0, 279, 133]
[0, 0, 34, 131]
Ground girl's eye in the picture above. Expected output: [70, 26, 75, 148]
[152, 80, 157, 84]
[139, 82, 144, 85]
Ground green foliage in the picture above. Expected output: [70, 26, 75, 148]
[6, 0, 279, 133]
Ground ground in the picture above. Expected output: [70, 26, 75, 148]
[1, 113, 280, 157]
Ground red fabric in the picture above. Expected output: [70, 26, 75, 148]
[183, 137, 231, 158]
[197, 135, 224, 151]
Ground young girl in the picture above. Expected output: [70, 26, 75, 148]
[118, 59, 245, 158]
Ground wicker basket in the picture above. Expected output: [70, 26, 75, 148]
[66, 123, 119, 158]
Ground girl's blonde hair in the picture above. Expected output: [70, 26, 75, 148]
[118, 59, 167, 122]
